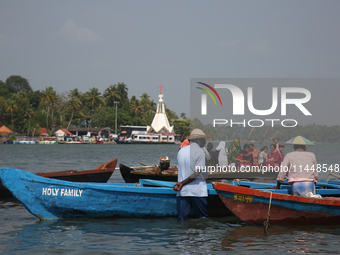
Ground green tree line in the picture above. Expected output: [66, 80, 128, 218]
[0, 75, 182, 137]
[1, 75, 339, 142]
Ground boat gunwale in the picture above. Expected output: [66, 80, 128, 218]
[213, 182, 340, 206]
[1, 168, 179, 195]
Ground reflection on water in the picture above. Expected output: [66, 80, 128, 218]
[1, 144, 340, 253]
[2, 214, 340, 254]
[217, 224, 340, 254]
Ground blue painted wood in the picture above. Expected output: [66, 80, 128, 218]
[138, 179, 218, 195]
[321, 179, 340, 186]
[0, 168, 179, 220]
[212, 180, 340, 200]
[140, 179, 340, 197]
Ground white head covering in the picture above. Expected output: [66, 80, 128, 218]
[216, 141, 228, 167]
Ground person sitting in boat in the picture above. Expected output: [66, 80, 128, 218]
[235, 150, 252, 169]
[279, 144, 285, 159]
[261, 144, 281, 168]
[275, 144, 318, 196]
[249, 143, 260, 167]
[242, 144, 253, 166]
[235, 150, 244, 169]
[173, 129, 210, 222]
[258, 146, 268, 165]
[216, 141, 228, 167]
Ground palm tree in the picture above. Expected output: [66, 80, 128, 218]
[69, 88, 82, 98]
[66, 97, 82, 130]
[24, 106, 35, 136]
[69, 88, 84, 109]
[103, 85, 121, 107]
[0, 96, 6, 120]
[5, 99, 18, 131]
[139, 93, 155, 123]
[116, 82, 128, 105]
[40, 86, 56, 129]
[78, 108, 92, 132]
[84, 87, 102, 110]
[32, 123, 39, 138]
[130, 97, 143, 125]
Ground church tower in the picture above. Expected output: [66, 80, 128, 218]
[147, 84, 174, 133]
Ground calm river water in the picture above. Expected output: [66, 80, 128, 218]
[0, 143, 340, 254]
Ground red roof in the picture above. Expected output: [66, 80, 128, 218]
[61, 128, 72, 135]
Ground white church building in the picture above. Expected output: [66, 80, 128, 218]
[130, 85, 177, 144]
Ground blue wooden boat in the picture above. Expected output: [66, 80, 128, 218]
[0, 168, 230, 220]
[213, 181, 340, 224]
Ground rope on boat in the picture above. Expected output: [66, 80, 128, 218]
[325, 177, 339, 185]
[325, 173, 340, 189]
[263, 191, 272, 236]
[327, 172, 340, 180]
[231, 179, 249, 186]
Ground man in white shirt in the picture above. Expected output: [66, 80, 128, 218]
[173, 129, 210, 222]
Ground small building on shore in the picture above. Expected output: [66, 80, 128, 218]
[54, 128, 73, 137]
[0, 125, 13, 137]
[57, 127, 114, 138]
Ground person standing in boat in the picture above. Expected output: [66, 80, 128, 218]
[206, 142, 218, 167]
[242, 144, 253, 166]
[180, 139, 190, 149]
[173, 129, 210, 222]
[273, 137, 279, 149]
[216, 141, 229, 167]
[279, 144, 285, 159]
[258, 146, 268, 166]
[249, 143, 260, 167]
[262, 144, 281, 168]
[275, 144, 318, 196]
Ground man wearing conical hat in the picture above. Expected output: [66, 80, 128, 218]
[173, 128, 210, 222]
[275, 140, 318, 197]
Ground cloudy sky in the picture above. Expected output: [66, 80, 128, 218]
[1, 0, 339, 119]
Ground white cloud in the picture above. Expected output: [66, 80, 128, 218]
[57, 19, 102, 43]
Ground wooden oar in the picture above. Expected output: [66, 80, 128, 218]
[115, 165, 157, 170]
[139, 179, 175, 188]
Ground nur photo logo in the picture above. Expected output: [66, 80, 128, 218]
[194, 79, 313, 128]
[196, 82, 222, 115]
